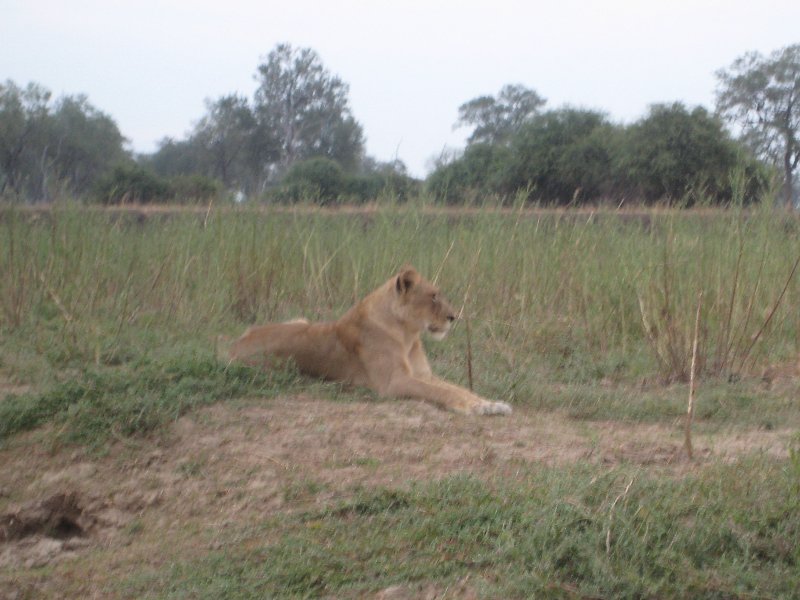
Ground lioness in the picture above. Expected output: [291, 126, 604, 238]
[225, 266, 512, 416]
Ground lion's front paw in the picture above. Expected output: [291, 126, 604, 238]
[474, 400, 512, 416]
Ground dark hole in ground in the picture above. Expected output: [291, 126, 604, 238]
[49, 515, 84, 539]
[1, 492, 87, 542]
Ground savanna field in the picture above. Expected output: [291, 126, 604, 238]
[1, 202, 800, 598]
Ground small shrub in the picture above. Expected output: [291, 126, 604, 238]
[279, 157, 344, 204]
[168, 174, 222, 203]
[94, 164, 171, 204]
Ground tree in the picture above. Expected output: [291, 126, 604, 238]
[192, 94, 278, 191]
[47, 95, 127, 194]
[253, 43, 364, 174]
[347, 157, 418, 203]
[0, 80, 127, 200]
[716, 44, 800, 208]
[145, 97, 276, 196]
[619, 103, 759, 203]
[193, 95, 256, 186]
[279, 157, 344, 203]
[142, 45, 365, 198]
[430, 108, 618, 203]
[94, 164, 170, 204]
[0, 81, 51, 196]
[504, 108, 618, 202]
[426, 143, 511, 203]
[455, 84, 546, 145]
[145, 137, 205, 178]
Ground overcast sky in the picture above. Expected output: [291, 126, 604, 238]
[3, 0, 798, 177]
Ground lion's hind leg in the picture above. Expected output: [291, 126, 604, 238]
[226, 321, 311, 368]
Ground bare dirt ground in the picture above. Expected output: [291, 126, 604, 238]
[0, 396, 792, 599]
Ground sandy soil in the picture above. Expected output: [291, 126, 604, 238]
[0, 395, 792, 599]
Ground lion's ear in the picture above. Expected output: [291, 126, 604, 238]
[396, 266, 419, 294]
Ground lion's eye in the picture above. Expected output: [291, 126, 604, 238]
[432, 294, 439, 303]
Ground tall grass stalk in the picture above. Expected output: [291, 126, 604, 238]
[1, 203, 798, 386]
[637, 205, 799, 381]
[685, 291, 702, 460]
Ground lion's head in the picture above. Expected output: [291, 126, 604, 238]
[393, 266, 456, 340]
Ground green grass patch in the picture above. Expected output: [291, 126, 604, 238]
[124, 458, 800, 599]
[0, 349, 302, 447]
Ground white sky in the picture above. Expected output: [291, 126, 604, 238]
[2, 0, 798, 177]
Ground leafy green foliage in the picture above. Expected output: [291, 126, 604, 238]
[427, 143, 512, 204]
[430, 104, 769, 204]
[505, 108, 620, 202]
[278, 157, 344, 203]
[716, 43, 800, 208]
[254, 43, 364, 172]
[193, 94, 276, 191]
[141, 44, 367, 200]
[94, 164, 221, 204]
[94, 164, 171, 204]
[456, 83, 546, 144]
[145, 95, 279, 198]
[0, 80, 127, 200]
[354, 158, 420, 202]
[269, 157, 418, 204]
[144, 137, 206, 180]
[622, 103, 767, 203]
[168, 173, 223, 201]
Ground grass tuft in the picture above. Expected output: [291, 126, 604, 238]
[0, 349, 301, 446]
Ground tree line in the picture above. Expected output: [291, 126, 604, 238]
[1, 43, 798, 206]
[429, 99, 768, 205]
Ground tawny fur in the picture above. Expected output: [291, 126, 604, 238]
[225, 266, 511, 416]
